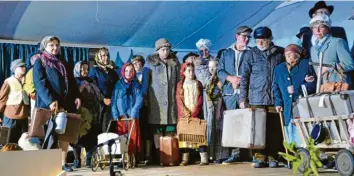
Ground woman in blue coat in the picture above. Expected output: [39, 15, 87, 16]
[111, 62, 143, 162]
[89, 47, 119, 132]
[273, 44, 316, 146]
[33, 36, 81, 172]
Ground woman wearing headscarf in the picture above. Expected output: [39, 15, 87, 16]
[196, 38, 215, 63]
[71, 61, 103, 168]
[33, 36, 81, 172]
[111, 62, 143, 165]
[89, 47, 119, 132]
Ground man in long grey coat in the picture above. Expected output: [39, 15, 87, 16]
[146, 38, 180, 162]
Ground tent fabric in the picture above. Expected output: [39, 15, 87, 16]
[0, 1, 353, 62]
[0, 43, 89, 86]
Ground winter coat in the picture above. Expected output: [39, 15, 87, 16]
[146, 53, 180, 125]
[273, 59, 316, 126]
[88, 66, 119, 99]
[176, 80, 203, 119]
[33, 56, 78, 113]
[111, 79, 143, 119]
[239, 45, 285, 106]
[310, 35, 354, 86]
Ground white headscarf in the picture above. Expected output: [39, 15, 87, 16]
[196, 38, 212, 50]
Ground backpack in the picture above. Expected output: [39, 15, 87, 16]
[23, 53, 41, 98]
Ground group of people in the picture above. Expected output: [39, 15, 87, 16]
[0, 0, 353, 172]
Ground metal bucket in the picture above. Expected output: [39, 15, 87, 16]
[55, 112, 67, 134]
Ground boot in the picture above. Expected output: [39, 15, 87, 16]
[200, 152, 209, 166]
[144, 140, 152, 165]
[180, 153, 189, 166]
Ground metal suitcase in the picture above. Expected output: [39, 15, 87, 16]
[297, 91, 354, 119]
[222, 108, 266, 149]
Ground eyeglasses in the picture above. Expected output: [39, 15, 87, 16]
[240, 34, 252, 38]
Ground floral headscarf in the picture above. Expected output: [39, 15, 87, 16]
[95, 47, 113, 71]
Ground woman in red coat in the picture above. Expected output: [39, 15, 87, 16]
[176, 62, 208, 166]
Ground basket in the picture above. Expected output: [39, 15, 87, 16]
[177, 118, 207, 144]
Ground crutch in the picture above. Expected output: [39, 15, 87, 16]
[279, 110, 290, 168]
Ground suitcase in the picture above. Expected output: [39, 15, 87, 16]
[159, 135, 180, 166]
[297, 91, 354, 119]
[222, 108, 266, 149]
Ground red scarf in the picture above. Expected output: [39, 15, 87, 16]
[120, 62, 136, 83]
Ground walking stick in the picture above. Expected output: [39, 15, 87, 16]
[278, 110, 290, 168]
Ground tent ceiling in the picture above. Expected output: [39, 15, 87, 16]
[0, 1, 281, 50]
[0, 1, 353, 50]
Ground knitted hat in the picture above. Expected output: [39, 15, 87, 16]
[310, 14, 331, 28]
[155, 38, 171, 51]
[10, 59, 26, 73]
[285, 44, 302, 56]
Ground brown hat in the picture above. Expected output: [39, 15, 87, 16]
[236, 26, 253, 34]
[155, 38, 171, 51]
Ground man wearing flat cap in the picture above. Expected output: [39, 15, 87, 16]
[146, 38, 180, 161]
[302, 1, 347, 53]
[239, 26, 285, 168]
[217, 26, 252, 164]
[0, 59, 29, 143]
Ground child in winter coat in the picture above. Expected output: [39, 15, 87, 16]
[176, 62, 208, 166]
[111, 62, 143, 164]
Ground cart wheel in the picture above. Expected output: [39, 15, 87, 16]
[100, 163, 106, 170]
[91, 151, 100, 172]
[122, 152, 130, 171]
[130, 154, 136, 169]
[297, 148, 311, 173]
[335, 149, 354, 176]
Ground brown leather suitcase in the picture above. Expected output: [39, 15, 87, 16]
[159, 135, 180, 166]
[57, 113, 81, 144]
[28, 108, 52, 138]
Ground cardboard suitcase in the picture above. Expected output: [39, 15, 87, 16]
[297, 91, 354, 119]
[160, 135, 180, 166]
[222, 108, 266, 149]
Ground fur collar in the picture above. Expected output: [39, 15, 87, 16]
[147, 53, 179, 67]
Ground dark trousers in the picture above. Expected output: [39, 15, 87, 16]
[252, 110, 284, 161]
[3, 116, 28, 143]
[99, 104, 112, 133]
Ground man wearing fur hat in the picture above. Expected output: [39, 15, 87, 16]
[0, 59, 29, 143]
[217, 26, 253, 164]
[309, 14, 354, 86]
[302, 1, 347, 52]
[239, 26, 285, 168]
[196, 38, 215, 63]
[146, 38, 180, 162]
